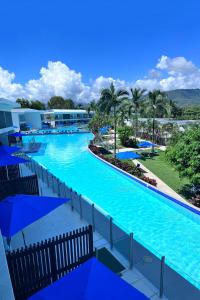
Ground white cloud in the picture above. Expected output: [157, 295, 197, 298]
[25, 61, 86, 102]
[0, 67, 24, 100]
[1, 56, 200, 103]
[156, 55, 198, 75]
[135, 55, 200, 91]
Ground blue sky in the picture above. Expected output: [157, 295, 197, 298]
[1, 0, 200, 102]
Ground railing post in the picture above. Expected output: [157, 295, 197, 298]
[91, 204, 95, 232]
[41, 165, 44, 181]
[70, 188, 74, 210]
[64, 184, 68, 199]
[46, 169, 49, 187]
[88, 225, 94, 255]
[129, 232, 134, 269]
[159, 256, 165, 298]
[57, 178, 60, 196]
[79, 195, 83, 219]
[51, 174, 54, 192]
[109, 217, 113, 249]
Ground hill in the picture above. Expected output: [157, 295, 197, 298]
[166, 89, 200, 106]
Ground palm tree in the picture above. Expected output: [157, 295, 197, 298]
[128, 88, 146, 139]
[99, 82, 129, 157]
[117, 101, 130, 127]
[87, 100, 97, 115]
[146, 90, 166, 152]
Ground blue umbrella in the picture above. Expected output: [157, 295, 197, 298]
[0, 155, 29, 167]
[29, 257, 148, 300]
[0, 145, 21, 156]
[9, 132, 24, 137]
[99, 127, 108, 134]
[0, 194, 69, 238]
[0, 155, 29, 180]
[116, 151, 142, 160]
[137, 141, 157, 148]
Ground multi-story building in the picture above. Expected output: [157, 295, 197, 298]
[12, 108, 43, 130]
[0, 98, 20, 145]
[42, 109, 94, 127]
[11, 108, 94, 130]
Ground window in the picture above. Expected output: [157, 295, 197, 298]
[55, 114, 63, 120]
[5, 112, 13, 127]
[63, 114, 70, 119]
[0, 111, 5, 129]
[19, 114, 25, 122]
[0, 111, 13, 129]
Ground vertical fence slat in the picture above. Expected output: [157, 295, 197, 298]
[6, 226, 94, 300]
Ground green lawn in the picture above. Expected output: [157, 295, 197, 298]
[138, 151, 190, 194]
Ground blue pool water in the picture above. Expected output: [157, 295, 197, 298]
[24, 133, 200, 288]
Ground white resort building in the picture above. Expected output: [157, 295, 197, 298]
[0, 99, 20, 145]
[11, 108, 94, 131]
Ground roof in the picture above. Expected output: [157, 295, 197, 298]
[0, 98, 20, 111]
[11, 108, 41, 113]
[48, 109, 89, 114]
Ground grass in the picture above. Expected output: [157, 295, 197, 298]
[138, 151, 190, 194]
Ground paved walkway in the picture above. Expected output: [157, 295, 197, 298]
[133, 159, 189, 204]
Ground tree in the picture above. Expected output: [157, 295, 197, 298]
[87, 100, 97, 114]
[16, 98, 46, 110]
[117, 101, 130, 127]
[64, 99, 75, 109]
[75, 103, 85, 109]
[48, 96, 65, 109]
[98, 82, 129, 157]
[166, 128, 200, 185]
[16, 98, 30, 108]
[165, 99, 182, 118]
[146, 90, 166, 152]
[30, 100, 46, 110]
[88, 112, 110, 133]
[128, 88, 146, 139]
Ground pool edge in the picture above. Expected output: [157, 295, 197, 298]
[88, 148, 200, 216]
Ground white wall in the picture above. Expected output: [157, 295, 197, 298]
[11, 112, 20, 129]
[25, 112, 42, 129]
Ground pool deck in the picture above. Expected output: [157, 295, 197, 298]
[15, 164, 168, 300]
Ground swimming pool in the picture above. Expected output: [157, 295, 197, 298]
[23, 133, 200, 289]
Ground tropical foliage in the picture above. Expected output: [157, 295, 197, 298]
[16, 98, 46, 110]
[166, 128, 200, 185]
[98, 82, 129, 156]
[117, 126, 137, 148]
[127, 88, 146, 139]
[47, 96, 75, 109]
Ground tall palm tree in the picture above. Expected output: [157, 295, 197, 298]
[117, 101, 130, 126]
[146, 90, 166, 152]
[99, 82, 129, 157]
[87, 100, 97, 115]
[128, 88, 146, 139]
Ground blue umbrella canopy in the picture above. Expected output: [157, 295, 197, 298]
[116, 151, 142, 160]
[29, 257, 148, 300]
[9, 132, 24, 137]
[0, 194, 69, 237]
[0, 155, 29, 167]
[137, 141, 157, 148]
[0, 145, 21, 156]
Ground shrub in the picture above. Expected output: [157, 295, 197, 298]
[118, 126, 138, 148]
[89, 145, 157, 186]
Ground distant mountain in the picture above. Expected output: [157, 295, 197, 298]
[166, 89, 200, 106]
